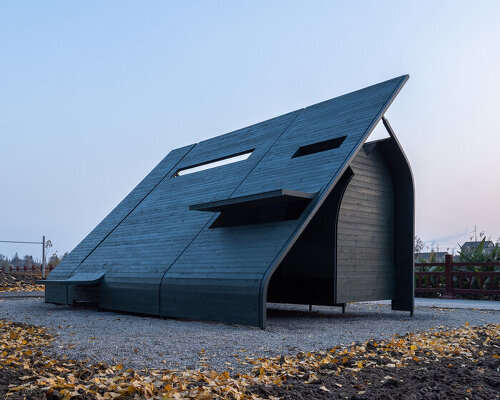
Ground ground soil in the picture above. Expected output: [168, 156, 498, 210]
[0, 368, 92, 399]
[2, 349, 499, 400]
[249, 331, 500, 400]
[1, 321, 498, 399]
[0, 369, 48, 400]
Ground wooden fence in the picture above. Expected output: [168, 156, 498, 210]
[0, 264, 55, 277]
[2, 257, 499, 299]
[415, 255, 500, 298]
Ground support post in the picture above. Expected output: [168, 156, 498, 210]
[441, 254, 456, 299]
[42, 235, 46, 279]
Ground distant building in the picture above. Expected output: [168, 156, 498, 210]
[461, 241, 496, 253]
[10, 253, 24, 267]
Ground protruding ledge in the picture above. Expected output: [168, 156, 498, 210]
[190, 189, 317, 213]
[37, 272, 105, 286]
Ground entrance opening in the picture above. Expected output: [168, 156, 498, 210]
[266, 168, 353, 307]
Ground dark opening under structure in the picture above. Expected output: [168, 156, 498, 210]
[190, 189, 317, 228]
[41, 75, 415, 328]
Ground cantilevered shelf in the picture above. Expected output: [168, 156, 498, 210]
[37, 272, 105, 286]
[190, 189, 317, 212]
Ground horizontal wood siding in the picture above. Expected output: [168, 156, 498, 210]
[162, 77, 407, 326]
[45, 76, 410, 327]
[44, 283, 68, 304]
[336, 144, 395, 303]
[70, 111, 301, 314]
[47, 145, 195, 282]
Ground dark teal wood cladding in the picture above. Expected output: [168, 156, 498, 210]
[44, 75, 414, 327]
[336, 143, 395, 303]
[61, 110, 302, 315]
[49, 144, 195, 281]
[267, 168, 353, 306]
[379, 118, 415, 314]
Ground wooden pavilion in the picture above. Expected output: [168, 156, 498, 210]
[42, 75, 414, 328]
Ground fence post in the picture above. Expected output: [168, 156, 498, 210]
[441, 254, 456, 299]
[42, 235, 46, 279]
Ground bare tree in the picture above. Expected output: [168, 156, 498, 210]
[414, 236, 425, 257]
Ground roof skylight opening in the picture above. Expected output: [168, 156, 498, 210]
[173, 150, 253, 177]
[292, 136, 346, 158]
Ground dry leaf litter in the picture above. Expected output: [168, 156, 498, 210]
[1, 319, 498, 399]
[0, 273, 44, 292]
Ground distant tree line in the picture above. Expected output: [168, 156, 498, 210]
[0, 251, 68, 269]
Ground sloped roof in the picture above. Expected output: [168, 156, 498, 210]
[462, 241, 495, 249]
[48, 75, 410, 326]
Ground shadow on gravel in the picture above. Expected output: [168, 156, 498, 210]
[267, 308, 347, 320]
[266, 305, 422, 323]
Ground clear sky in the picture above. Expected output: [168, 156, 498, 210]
[1, 1, 499, 261]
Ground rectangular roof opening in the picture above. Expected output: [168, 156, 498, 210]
[173, 150, 253, 177]
[292, 136, 346, 158]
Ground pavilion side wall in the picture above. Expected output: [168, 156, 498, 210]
[336, 142, 396, 303]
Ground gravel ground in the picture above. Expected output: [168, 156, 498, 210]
[0, 298, 498, 373]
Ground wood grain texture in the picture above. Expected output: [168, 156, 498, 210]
[44, 76, 413, 326]
[336, 143, 395, 303]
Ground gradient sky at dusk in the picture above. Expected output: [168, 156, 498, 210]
[1, 1, 499, 260]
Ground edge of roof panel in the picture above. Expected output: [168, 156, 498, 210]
[258, 74, 410, 328]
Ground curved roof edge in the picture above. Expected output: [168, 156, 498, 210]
[258, 75, 410, 328]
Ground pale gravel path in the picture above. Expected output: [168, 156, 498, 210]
[0, 298, 498, 372]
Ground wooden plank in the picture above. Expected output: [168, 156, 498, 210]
[67, 110, 301, 313]
[46, 75, 411, 328]
[189, 189, 316, 212]
[336, 143, 395, 303]
[48, 144, 195, 281]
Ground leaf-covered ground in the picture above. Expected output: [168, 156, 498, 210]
[248, 323, 500, 399]
[0, 320, 498, 399]
[0, 272, 44, 292]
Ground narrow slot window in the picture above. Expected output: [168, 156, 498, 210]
[292, 136, 346, 158]
[173, 150, 253, 177]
